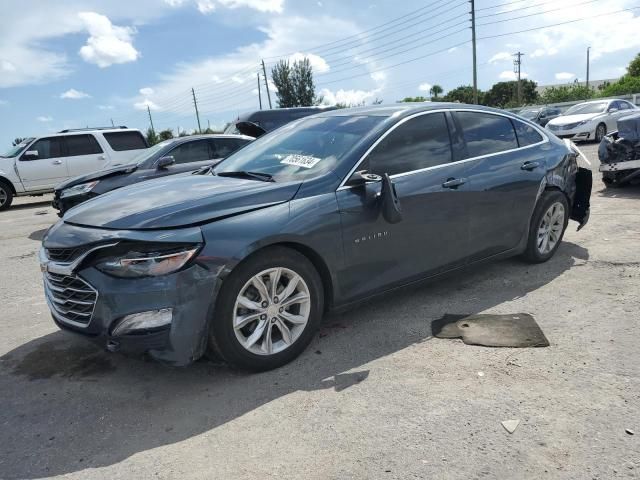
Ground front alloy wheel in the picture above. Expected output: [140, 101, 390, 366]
[0, 182, 13, 211]
[537, 202, 565, 255]
[595, 123, 606, 143]
[233, 267, 310, 355]
[208, 246, 323, 371]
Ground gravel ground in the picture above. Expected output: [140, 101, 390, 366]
[0, 144, 638, 479]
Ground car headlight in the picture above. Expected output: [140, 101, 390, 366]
[96, 246, 200, 278]
[60, 181, 99, 198]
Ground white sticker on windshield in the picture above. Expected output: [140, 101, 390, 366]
[280, 154, 322, 169]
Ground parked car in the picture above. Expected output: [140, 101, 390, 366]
[545, 99, 638, 142]
[52, 134, 253, 215]
[518, 106, 562, 127]
[224, 106, 338, 137]
[598, 112, 640, 188]
[40, 104, 591, 371]
[0, 127, 148, 211]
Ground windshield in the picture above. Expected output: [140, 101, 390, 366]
[519, 109, 539, 120]
[127, 140, 174, 166]
[2, 138, 34, 158]
[564, 102, 608, 115]
[215, 115, 384, 182]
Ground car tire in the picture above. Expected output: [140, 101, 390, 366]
[0, 180, 14, 211]
[595, 123, 607, 143]
[207, 246, 324, 371]
[522, 191, 569, 264]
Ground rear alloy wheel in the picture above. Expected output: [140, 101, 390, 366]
[595, 123, 607, 143]
[208, 247, 323, 371]
[0, 181, 14, 211]
[522, 191, 569, 263]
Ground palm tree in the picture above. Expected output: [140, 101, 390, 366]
[430, 85, 443, 100]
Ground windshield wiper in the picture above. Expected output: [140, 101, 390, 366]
[216, 171, 275, 182]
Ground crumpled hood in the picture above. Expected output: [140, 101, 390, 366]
[55, 164, 138, 191]
[548, 113, 601, 126]
[63, 174, 302, 230]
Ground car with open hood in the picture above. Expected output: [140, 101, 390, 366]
[546, 99, 638, 142]
[52, 134, 253, 215]
[40, 104, 592, 371]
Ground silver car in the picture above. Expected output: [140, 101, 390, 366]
[546, 99, 638, 142]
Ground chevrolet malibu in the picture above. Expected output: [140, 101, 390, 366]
[40, 104, 592, 371]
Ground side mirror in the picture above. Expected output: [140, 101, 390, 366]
[22, 150, 38, 160]
[380, 173, 403, 224]
[608, 107, 619, 113]
[346, 169, 382, 187]
[156, 156, 175, 169]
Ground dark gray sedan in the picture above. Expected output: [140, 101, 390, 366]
[52, 134, 253, 214]
[40, 104, 592, 371]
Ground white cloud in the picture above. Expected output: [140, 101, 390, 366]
[98, 105, 114, 110]
[164, 0, 282, 13]
[489, 52, 512, 64]
[78, 12, 139, 68]
[418, 82, 433, 92]
[1, 61, 17, 72]
[36, 116, 53, 122]
[139, 87, 154, 96]
[319, 87, 379, 107]
[499, 71, 529, 81]
[555, 72, 575, 81]
[60, 88, 91, 99]
[289, 52, 330, 73]
[370, 71, 386, 83]
[134, 99, 160, 111]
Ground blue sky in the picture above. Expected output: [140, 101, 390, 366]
[1, 0, 640, 149]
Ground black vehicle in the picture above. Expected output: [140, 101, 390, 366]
[599, 112, 640, 187]
[518, 106, 562, 126]
[224, 106, 338, 137]
[52, 134, 253, 214]
[40, 104, 592, 371]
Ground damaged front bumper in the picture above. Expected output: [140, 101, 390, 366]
[39, 230, 221, 366]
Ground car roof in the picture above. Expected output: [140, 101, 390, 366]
[171, 134, 254, 143]
[38, 128, 143, 138]
[312, 102, 518, 119]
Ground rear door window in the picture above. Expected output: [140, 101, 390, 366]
[103, 131, 148, 151]
[168, 140, 212, 164]
[65, 134, 103, 156]
[456, 111, 518, 158]
[365, 112, 452, 176]
[511, 119, 544, 147]
[23, 137, 64, 160]
[210, 138, 250, 158]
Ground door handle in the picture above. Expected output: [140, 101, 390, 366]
[442, 177, 467, 189]
[97, 155, 106, 160]
[521, 161, 540, 171]
[52, 160, 63, 165]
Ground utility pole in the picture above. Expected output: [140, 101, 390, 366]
[586, 47, 591, 90]
[146, 106, 155, 134]
[257, 72, 263, 110]
[261, 59, 273, 109]
[110, 118, 115, 127]
[191, 87, 202, 133]
[513, 51, 524, 105]
[470, 0, 478, 104]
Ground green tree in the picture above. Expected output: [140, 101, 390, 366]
[442, 85, 480, 104]
[271, 57, 317, 107]
[540, 84, 594, 103]
[398, 96, 428, 102]
[12, 137, 25, 146]
[627, 52, 640, 77]
[158, 129, 174, 141]
[484, 80, 538, 108]
[599, 75, 640, 96]
[145, 127, 158, 146]
[430, 84, 443, 100]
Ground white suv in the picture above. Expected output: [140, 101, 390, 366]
[0, 127, 148, 210]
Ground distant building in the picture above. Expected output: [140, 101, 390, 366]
[536, 78, 619, 95]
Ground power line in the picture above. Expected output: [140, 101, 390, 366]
[477, 0, 590, 19]
[476, 0, 531, 11]
[477, 0, 602, 27]
[478, 5, 640, 39]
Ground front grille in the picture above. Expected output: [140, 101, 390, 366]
[46, 247, 85, 263]
[44, 272, 97, 326]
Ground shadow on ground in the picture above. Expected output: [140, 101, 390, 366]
[596, 183, 640, 199]
[6, 200, 52, 212]
[28, 228, 48, 242]
[0, 242, 588, 479]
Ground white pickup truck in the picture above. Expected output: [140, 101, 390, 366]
[0, 127, 148, 211]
